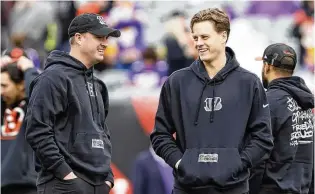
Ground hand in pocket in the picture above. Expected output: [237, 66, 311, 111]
[63, 172, 78, 180]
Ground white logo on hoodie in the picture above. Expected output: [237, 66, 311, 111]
[87, 82, 95, 97]
[287, 97, 313, 146]
[204, 97, 222, 112]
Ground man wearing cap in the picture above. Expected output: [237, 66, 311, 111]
[249, 43, 314, 194]
[25, 13, 121, 194]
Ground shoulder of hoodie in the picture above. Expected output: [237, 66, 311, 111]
[266, 87, 292, 115]
[33, 64, 68, 86]
[164, 66, 192, 86]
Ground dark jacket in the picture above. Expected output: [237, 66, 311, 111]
[258, 77, 314, 194]
[25, 51, 114, 186]
[150, 47, 274, 194]
[131, 149, 174, 194]
[1, 67, 39, 189]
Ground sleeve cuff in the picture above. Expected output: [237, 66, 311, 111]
[53, 161, 73, 180]
[240, 151, 252, 169]
[166, 150, 183, 169]
[105, 171, 114, 188]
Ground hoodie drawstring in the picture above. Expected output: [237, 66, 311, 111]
[194, 81, 208, 125]
[210, 80, 215, 123]
[194, 79, 216, 125]
[92, 67, 101, 122]
[84, 68, 100, 123]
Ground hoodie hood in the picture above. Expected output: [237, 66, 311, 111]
[190, 47, 240, 83]
[268, 76, 314, 110]
[190, 47, 240, 124]
[45, 50, 89, 71]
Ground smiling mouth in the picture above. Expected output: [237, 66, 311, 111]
[97, 49, 104, 54]
[198, 48, 208, 53]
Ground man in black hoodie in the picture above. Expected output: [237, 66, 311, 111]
[249, 43, 314, 194]
[25, 13, 121, 194]
[150, 8, 274, 194]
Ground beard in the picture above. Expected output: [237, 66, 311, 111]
[262, 74, 269, 89]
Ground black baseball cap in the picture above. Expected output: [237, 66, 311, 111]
[255, 43, 297, 70]
[68, 13, 121, 38]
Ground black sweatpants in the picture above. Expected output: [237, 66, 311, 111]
[37, 178, 110, 194]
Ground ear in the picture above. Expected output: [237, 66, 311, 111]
[221, 31, 227, 44]
[264, 63, 271, 73]
[17, 81, 25, 92]
[74, 33, 82, 45]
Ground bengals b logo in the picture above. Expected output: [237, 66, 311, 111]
[1, 106, 25, 140]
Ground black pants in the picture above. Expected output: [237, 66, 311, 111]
[258, 188, 296, 194]
[172, 188, 249, 194]
[1, 185, 37, 194]
[37, 178, 110, 194]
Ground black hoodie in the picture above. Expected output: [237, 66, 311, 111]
[259, 77, 314, 194]
[1, 68, 39, 190]
[25, 51, 114, 186]
[150, 47, 274, 193]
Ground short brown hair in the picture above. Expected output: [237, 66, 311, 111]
[190, 8, 230, 42]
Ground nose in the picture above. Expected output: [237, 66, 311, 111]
[100, 37, 108, 46]
[195, 38, 204, 48]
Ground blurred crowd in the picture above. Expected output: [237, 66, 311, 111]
[1, 1, 314, 92]
[1, 1, 314, 194]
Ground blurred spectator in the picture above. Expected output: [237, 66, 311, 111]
[291, 0, 314, 72]
[162, 10, 197, 76]
[109, 1, 146, 70]
[76, 1, 114, 18]
[2, 47, 41, 69]
[1, 1, 15, 52]
[7, 1, 59, 68]
[128, 46, 168, 89]
[131, 146, 174, 194]
[1, 54, 39, 194]
[56, 1, 77, 52]
[245, 1, 300, 17]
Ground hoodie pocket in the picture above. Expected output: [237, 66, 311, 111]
[176, 148, 246, 187]
[70, 132, 111, 167]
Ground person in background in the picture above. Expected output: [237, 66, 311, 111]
[129, 46, 168, 89]
[162, 10, 197, 76]
[250, 43, 314, 194]
[291, 0, 314, 72]
[109, 1, 146, 70]
[131, 146, 174, 194]
[8, 1, 59, 68]
[1, 52, 39, 194]
[56, 1, 77, 52]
